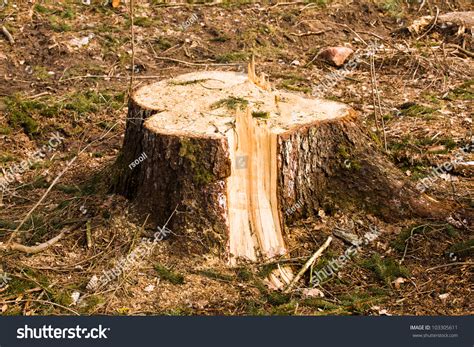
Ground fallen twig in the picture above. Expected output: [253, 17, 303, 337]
[284, 236, 332, 293]
[427, 262, 473, 271]
[0, 221, 85, 254]
[1, 25, 14, 44]
[155, 56, 242, 67]
[289, 30, 328, 37]
[417, 6, 439, 40]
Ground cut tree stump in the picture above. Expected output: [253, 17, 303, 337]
[113, 64, 456, 271]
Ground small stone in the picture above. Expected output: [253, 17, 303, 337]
[302, 288, 325, 298]
[319, 47, 354, 67]
[144, 284, 155, 293]
[439, 293, 449, 300]
[71, 291, 81, 306]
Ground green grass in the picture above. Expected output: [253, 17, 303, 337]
[154, 264, 185, 285]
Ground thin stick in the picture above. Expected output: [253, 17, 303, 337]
[427, 262, 473, 271]
[0, 299, 80, 315]
[1, 25, 14, 44]
[284, 236, 332, 293]
[417, 6, 439, 40]
[0, 221, 85, 254]
[155, 56, 242, 67]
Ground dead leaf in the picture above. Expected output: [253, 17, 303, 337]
[112, 0, 120, 8]
[392, 277, 406, 289]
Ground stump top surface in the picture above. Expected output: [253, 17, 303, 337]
[133, 71, 353, 137]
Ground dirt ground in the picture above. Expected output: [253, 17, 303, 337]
[0, 0, 472, 316]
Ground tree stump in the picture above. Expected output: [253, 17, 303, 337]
[113, 66, 452, 268]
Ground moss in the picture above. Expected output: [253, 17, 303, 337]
[53, 290, 73, 307]
[162, 307, 194, 316]
[391, 224, 427, 252]
[128, 16, 156, 27]
[270, 301, 297, 315]
[0, 126, 12, 135]
[377, 0, 404, 17]
[277, 75, 311, 94]
[257, 263, 278, 278]
[447, 239, 474, 258]
[64, 91, 123, 115]
[252, 111, 270, 119]
[5, 277, 37, 296]
[154, 36, 173, 50]
[361, 254, 410, 286]
[48, 15, 72, 32]
[445, 80, 474, 101]
[154, 264, 185, 285]
[0, 219, 18, 231]
[33, 66, 52, 80]
[301, 298, 341, 310]
[0, 153, 17, 163]
[235, 267, 253, 282]
[169, 78, 210, 86]
[5, 96, 40, 136]
[209, 35, 230, 42]
[215, 51, 250, 63]
[340, 289, 388, 314]
[55, 184, 81, 195]
[80, 295, 105, 313]
[338, 144, 351, 159]
[179, 138, 214, 185]
[211, 96, 248, 111]
[399, 103, 438, 118]
[197, 269, 234, 282]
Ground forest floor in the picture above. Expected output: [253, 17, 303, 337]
[0, 0, 472, 316]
